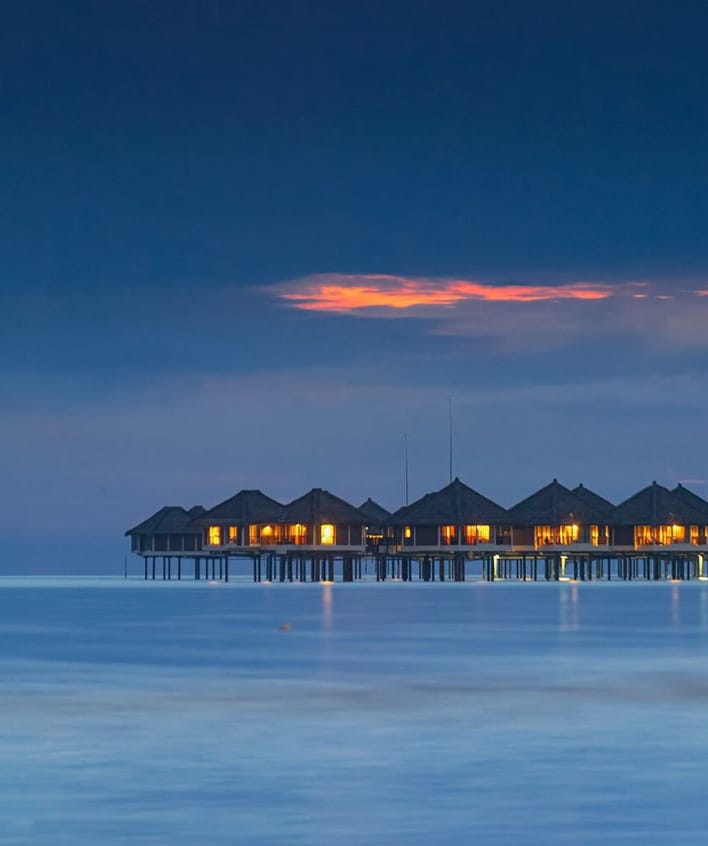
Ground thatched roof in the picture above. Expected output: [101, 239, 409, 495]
[358, 498, 392, 525]
[126, 506, 203, 537]
[388, 477, 508, 526]
[611, 482, 707, 525]
[572, 484, 615, 515]
[672, 484, 708, 520]
[282, 488, 365, 524]
[191, 490, 283, 525]
[507, 479, 605, 525]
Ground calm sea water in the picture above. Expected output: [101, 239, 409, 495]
[1, 577, 708, 845]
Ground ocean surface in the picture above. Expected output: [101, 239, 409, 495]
[2, 577, 708, 845]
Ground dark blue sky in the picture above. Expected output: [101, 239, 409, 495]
[3, 1, 708, 571]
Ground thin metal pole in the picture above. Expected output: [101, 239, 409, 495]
[448, 396, 453, 483]
[404, 433, 409, 505]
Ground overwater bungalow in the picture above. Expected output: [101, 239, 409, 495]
[387, 477, 511, 550]
[359, 498, 392, 552]
[125, 505, 206, 554]
[123, 478, 708, 583]
[507, 479, 609, 550]
[610, 482, 708, 549]
[191, 489, 284, 549]
[277, 488, 366, 550]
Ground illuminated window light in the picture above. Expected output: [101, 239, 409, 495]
[465, 525, 490, 544]
[441, 525, 457, 544]
[289, 524, 307, 545]
[321, 524, 335, 545]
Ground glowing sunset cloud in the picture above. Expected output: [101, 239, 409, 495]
[275, 274, 614, 313]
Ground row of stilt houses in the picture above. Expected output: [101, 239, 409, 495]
[125, 479, 708, 582]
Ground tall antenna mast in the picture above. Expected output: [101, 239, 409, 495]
[404, 433, 409, 505]
[448, 397, 453, 483]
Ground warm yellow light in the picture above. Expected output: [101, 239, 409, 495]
[321, 524, 335, 545]
[535, 526, 553, 546]
[228, 526, 239, 543]
[208, 526, 222, 545]
[465, 525, 491, 544]
[289, 523, 307, 544]
[671, 524, 686, 542]
[262, 525, 273, 536]
[441, 525, 456, 544]
[557, 524, 579, 544]
[404, 527, 412, 539]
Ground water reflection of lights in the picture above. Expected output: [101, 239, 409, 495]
[559, 582, 580, 630]
[322, 583, 333, 629]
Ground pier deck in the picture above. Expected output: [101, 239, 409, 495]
[133, 548, 708, 583]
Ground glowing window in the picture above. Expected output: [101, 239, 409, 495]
[590, 525, 599, 546]
[464, 525, 490, 544]
[635, 525, 654, 546]
[404, 527, 412, 539]
[441, 525, 457, 545]
[671, 524, 686, 543]
[228, 526, 239, 543]
[208, 526, 222, 545]
[558, 524, 579, 545]
[260, 525, 278, 545]
[535, 526, 553, 546]
[289, 524, 307, 545]
[691, 525, 699, 545]
[654, 525, 682, 545]
[320, 524, 335, 545]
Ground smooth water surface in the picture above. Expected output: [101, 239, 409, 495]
[1, 578, 708, 845]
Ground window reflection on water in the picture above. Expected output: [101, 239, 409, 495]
[559, 583, 580, 632]
[321, 583, 333, 630]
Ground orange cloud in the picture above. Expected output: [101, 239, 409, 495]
[275, 274, 614, 313]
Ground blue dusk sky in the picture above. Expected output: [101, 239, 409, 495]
[3, 1, 708, 571]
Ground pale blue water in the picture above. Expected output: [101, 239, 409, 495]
[1, 578, 708, 844]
